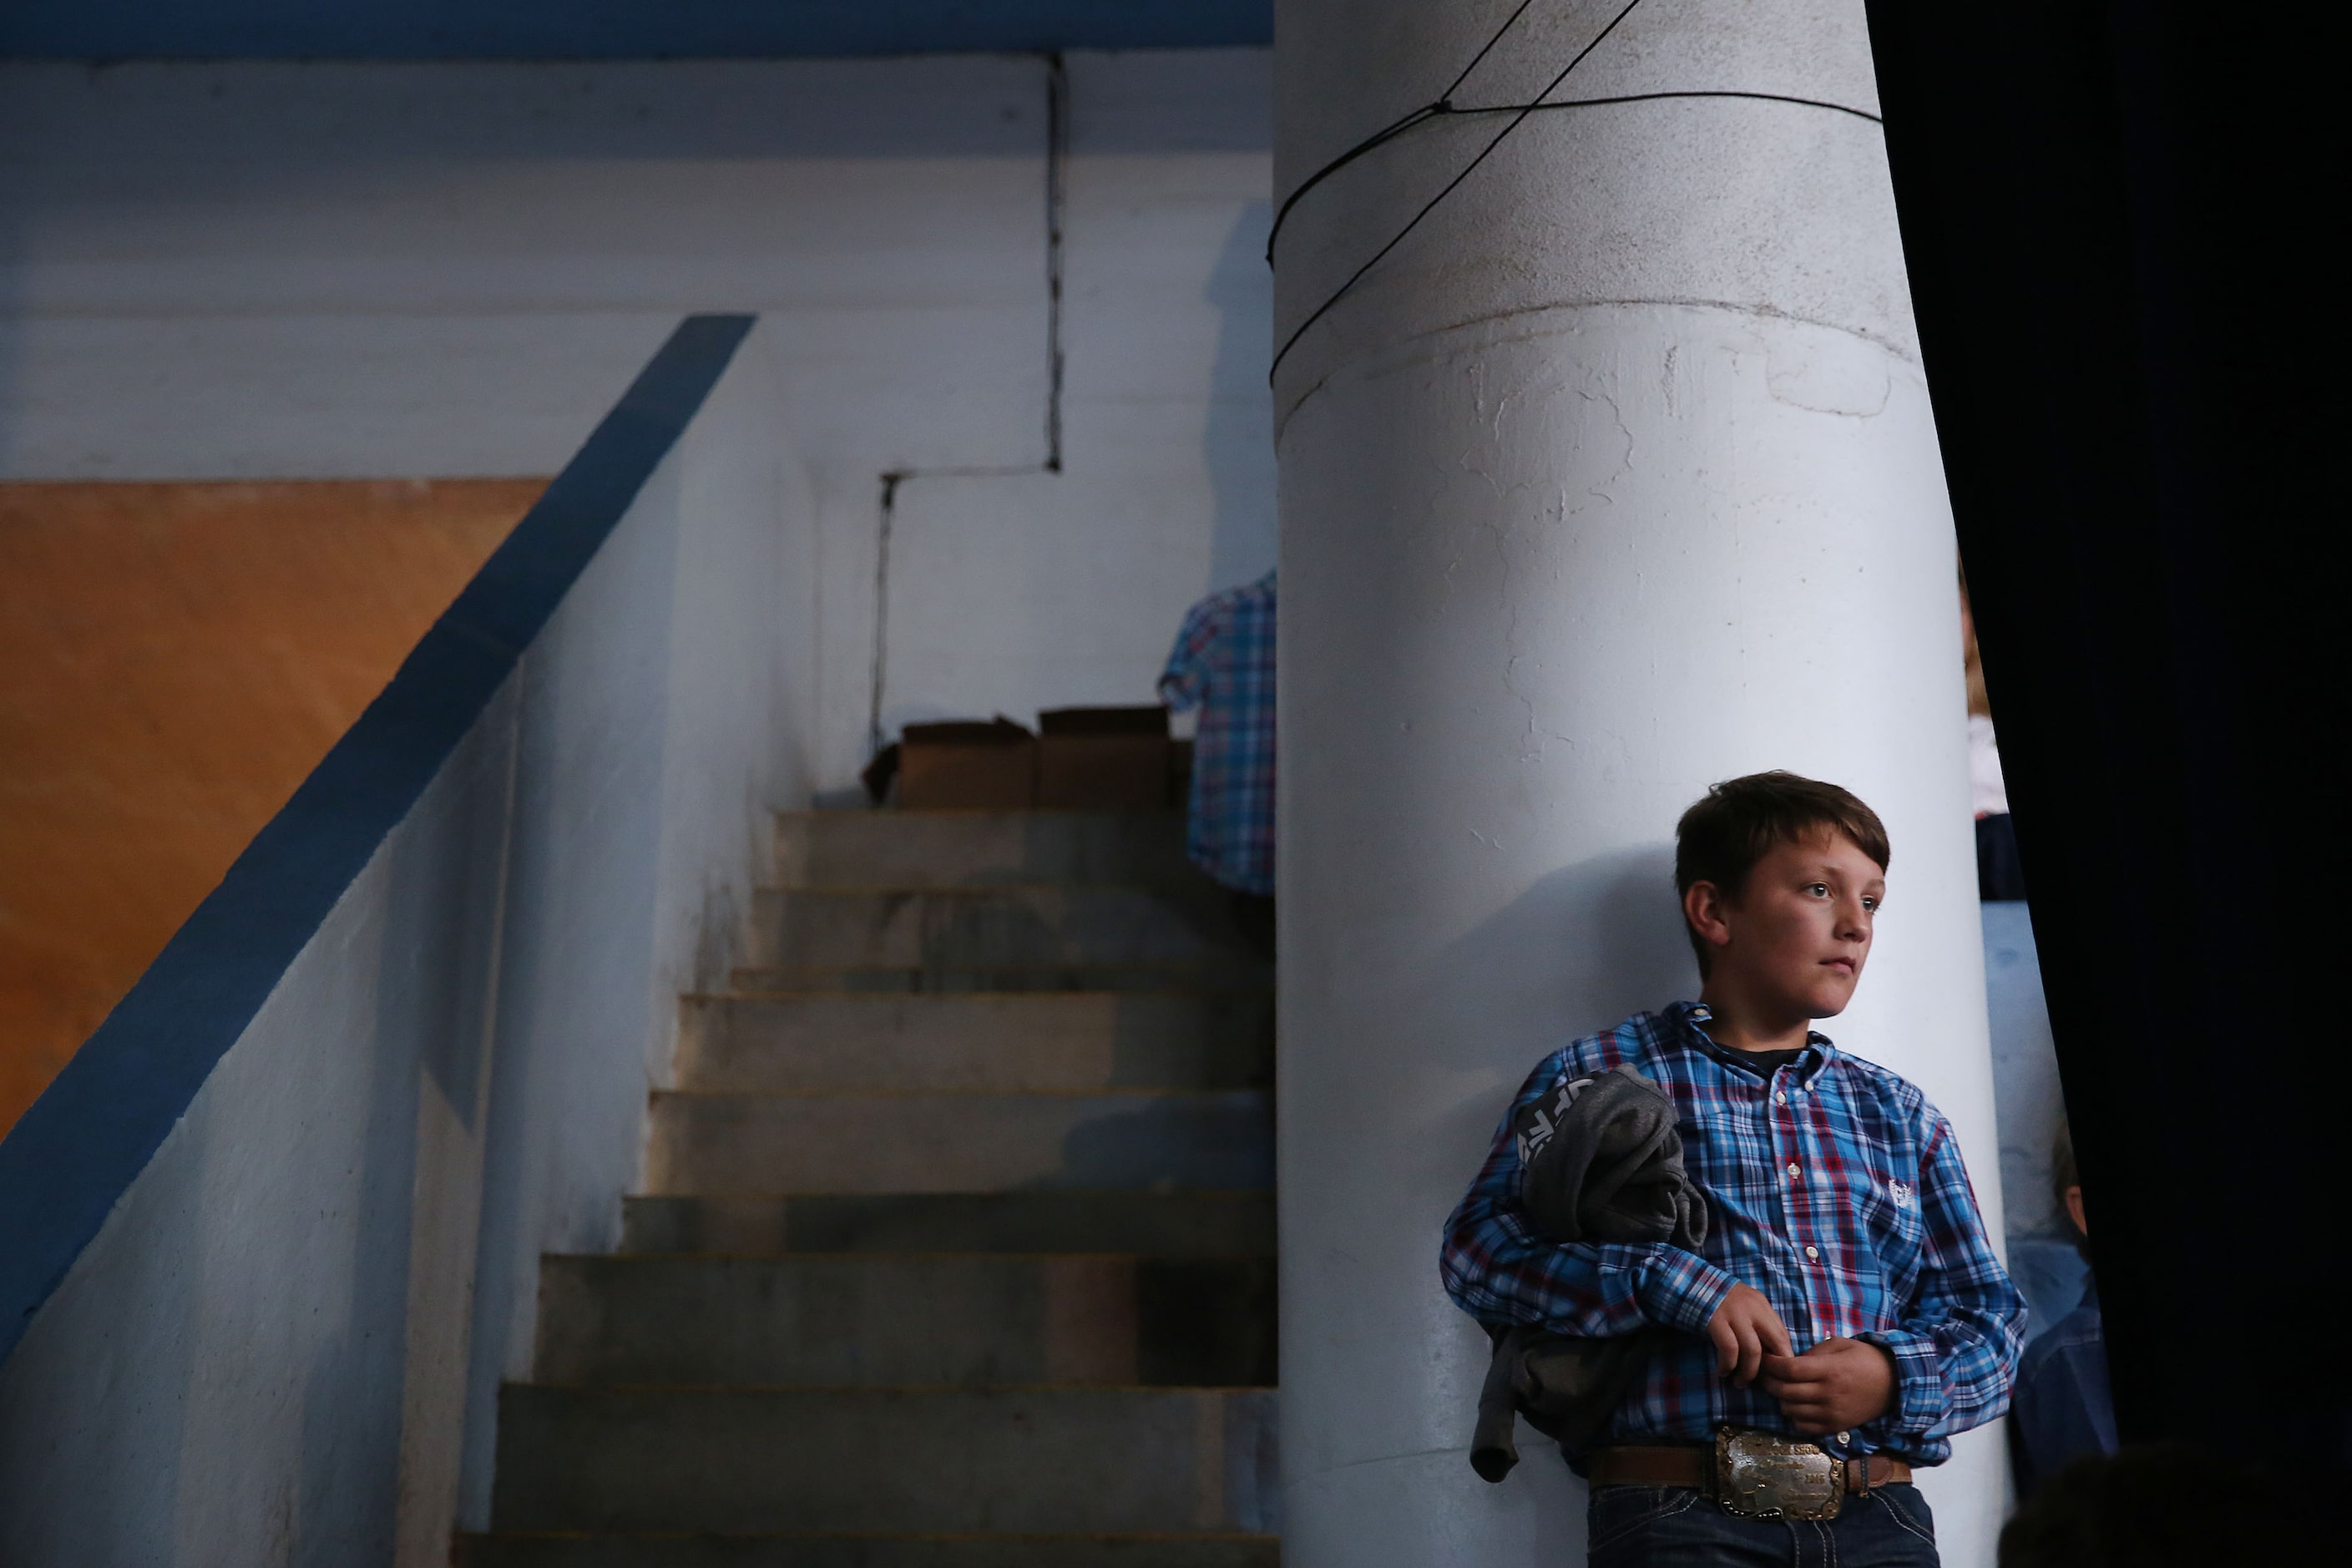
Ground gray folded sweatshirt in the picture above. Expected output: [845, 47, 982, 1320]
[1471, 1063, 1710, 1481]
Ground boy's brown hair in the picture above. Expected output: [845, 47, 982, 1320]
[1673, 771, 1891, 975]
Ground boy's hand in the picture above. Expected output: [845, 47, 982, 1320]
[1707, 1284, 1793, 1388]
[1758, 1338, 1899, 1434]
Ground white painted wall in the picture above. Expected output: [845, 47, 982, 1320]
[0, 331, 817, 1563]
[878, 53, 1276, 740]
[1982, 902, 2086, 1344]
[0, 52, 1277, 786]
[1982, 904, 2063, 1241]
[1272, 2, 2007, 1565]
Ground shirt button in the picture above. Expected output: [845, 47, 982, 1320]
[1805, 1246, 1820, 1260]
[1786, 1162, 1801, 1179]
[1838, 1431, 1852, 1444]
[1775, 1091, 1788, 1105]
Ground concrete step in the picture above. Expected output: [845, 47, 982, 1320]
[776, 810, 1196, 891]
[489, 1386, 1279, 1535]
[728, 964, 1272, 995]
[534, 1255, 1276, 1388]
[456, 1532, 1281, 1567]
[645, 1091, 1274, 1196]
[620, 1192, 1275, 1258]
[750, 888, 1257, 972]
[675, 993, 1272, 1094]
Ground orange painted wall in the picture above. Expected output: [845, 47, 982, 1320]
[0, 479, 545, 1136]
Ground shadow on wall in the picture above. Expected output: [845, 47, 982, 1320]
[368, 710, 519, 1560]
[1424, 844, 1700, 1153]
[0, 703, 524, 1561]
[1203, 200, 1277, 593]
[282, 712, 516, 1561]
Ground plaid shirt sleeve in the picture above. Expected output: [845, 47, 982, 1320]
[1440, 1052, 1737, 1339]
[1856, 1110, 2026, 1445]
[1157, 599, 1217, 711]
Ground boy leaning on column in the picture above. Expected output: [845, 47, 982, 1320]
[1440, 771, 2026, 1567]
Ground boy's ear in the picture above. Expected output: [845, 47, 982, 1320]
[1683, 879, 1735, 957]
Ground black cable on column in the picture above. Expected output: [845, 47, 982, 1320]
[1269, 0, 1649, 382]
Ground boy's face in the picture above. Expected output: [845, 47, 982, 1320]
[1701, 829, 1885, 1020]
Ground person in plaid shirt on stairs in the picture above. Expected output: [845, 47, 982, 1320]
[1158, 569, 1276, 900]
[1442, 772, 2025, 1566]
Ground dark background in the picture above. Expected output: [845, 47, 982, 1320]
[1864, 0, 2345, 1459]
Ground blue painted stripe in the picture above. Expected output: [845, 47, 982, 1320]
[0, 314, 756, 1366]
[1, 2, 1272, 59]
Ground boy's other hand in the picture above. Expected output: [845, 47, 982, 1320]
[1707, 1284, 1793, 1388]
[1758, 1338, 1898, 1434]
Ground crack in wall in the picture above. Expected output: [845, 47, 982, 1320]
[865, 50, 1070, 756]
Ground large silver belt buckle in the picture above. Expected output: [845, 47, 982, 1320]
[1715, 1428, 1844, 1521]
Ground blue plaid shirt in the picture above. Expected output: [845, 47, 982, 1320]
[1440, 1003, 2024, 1466]
[1158, 572, 1275, 896]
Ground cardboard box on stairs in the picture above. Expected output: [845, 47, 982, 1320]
[1037, 706, 1171, 811]
[898, 717, 1037, 809]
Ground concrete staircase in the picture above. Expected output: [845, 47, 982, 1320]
[458, 810, 1280, 1566]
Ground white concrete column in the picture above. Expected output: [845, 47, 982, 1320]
[1272, 2, 2008, 1565]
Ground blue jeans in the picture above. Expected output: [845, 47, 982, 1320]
[1586, 1483, 1940, 1567]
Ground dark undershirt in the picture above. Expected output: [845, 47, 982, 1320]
[1732, 1047, 1808, 1078]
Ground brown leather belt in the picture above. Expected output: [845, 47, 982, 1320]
[1590, 1444, 1910, 1495]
